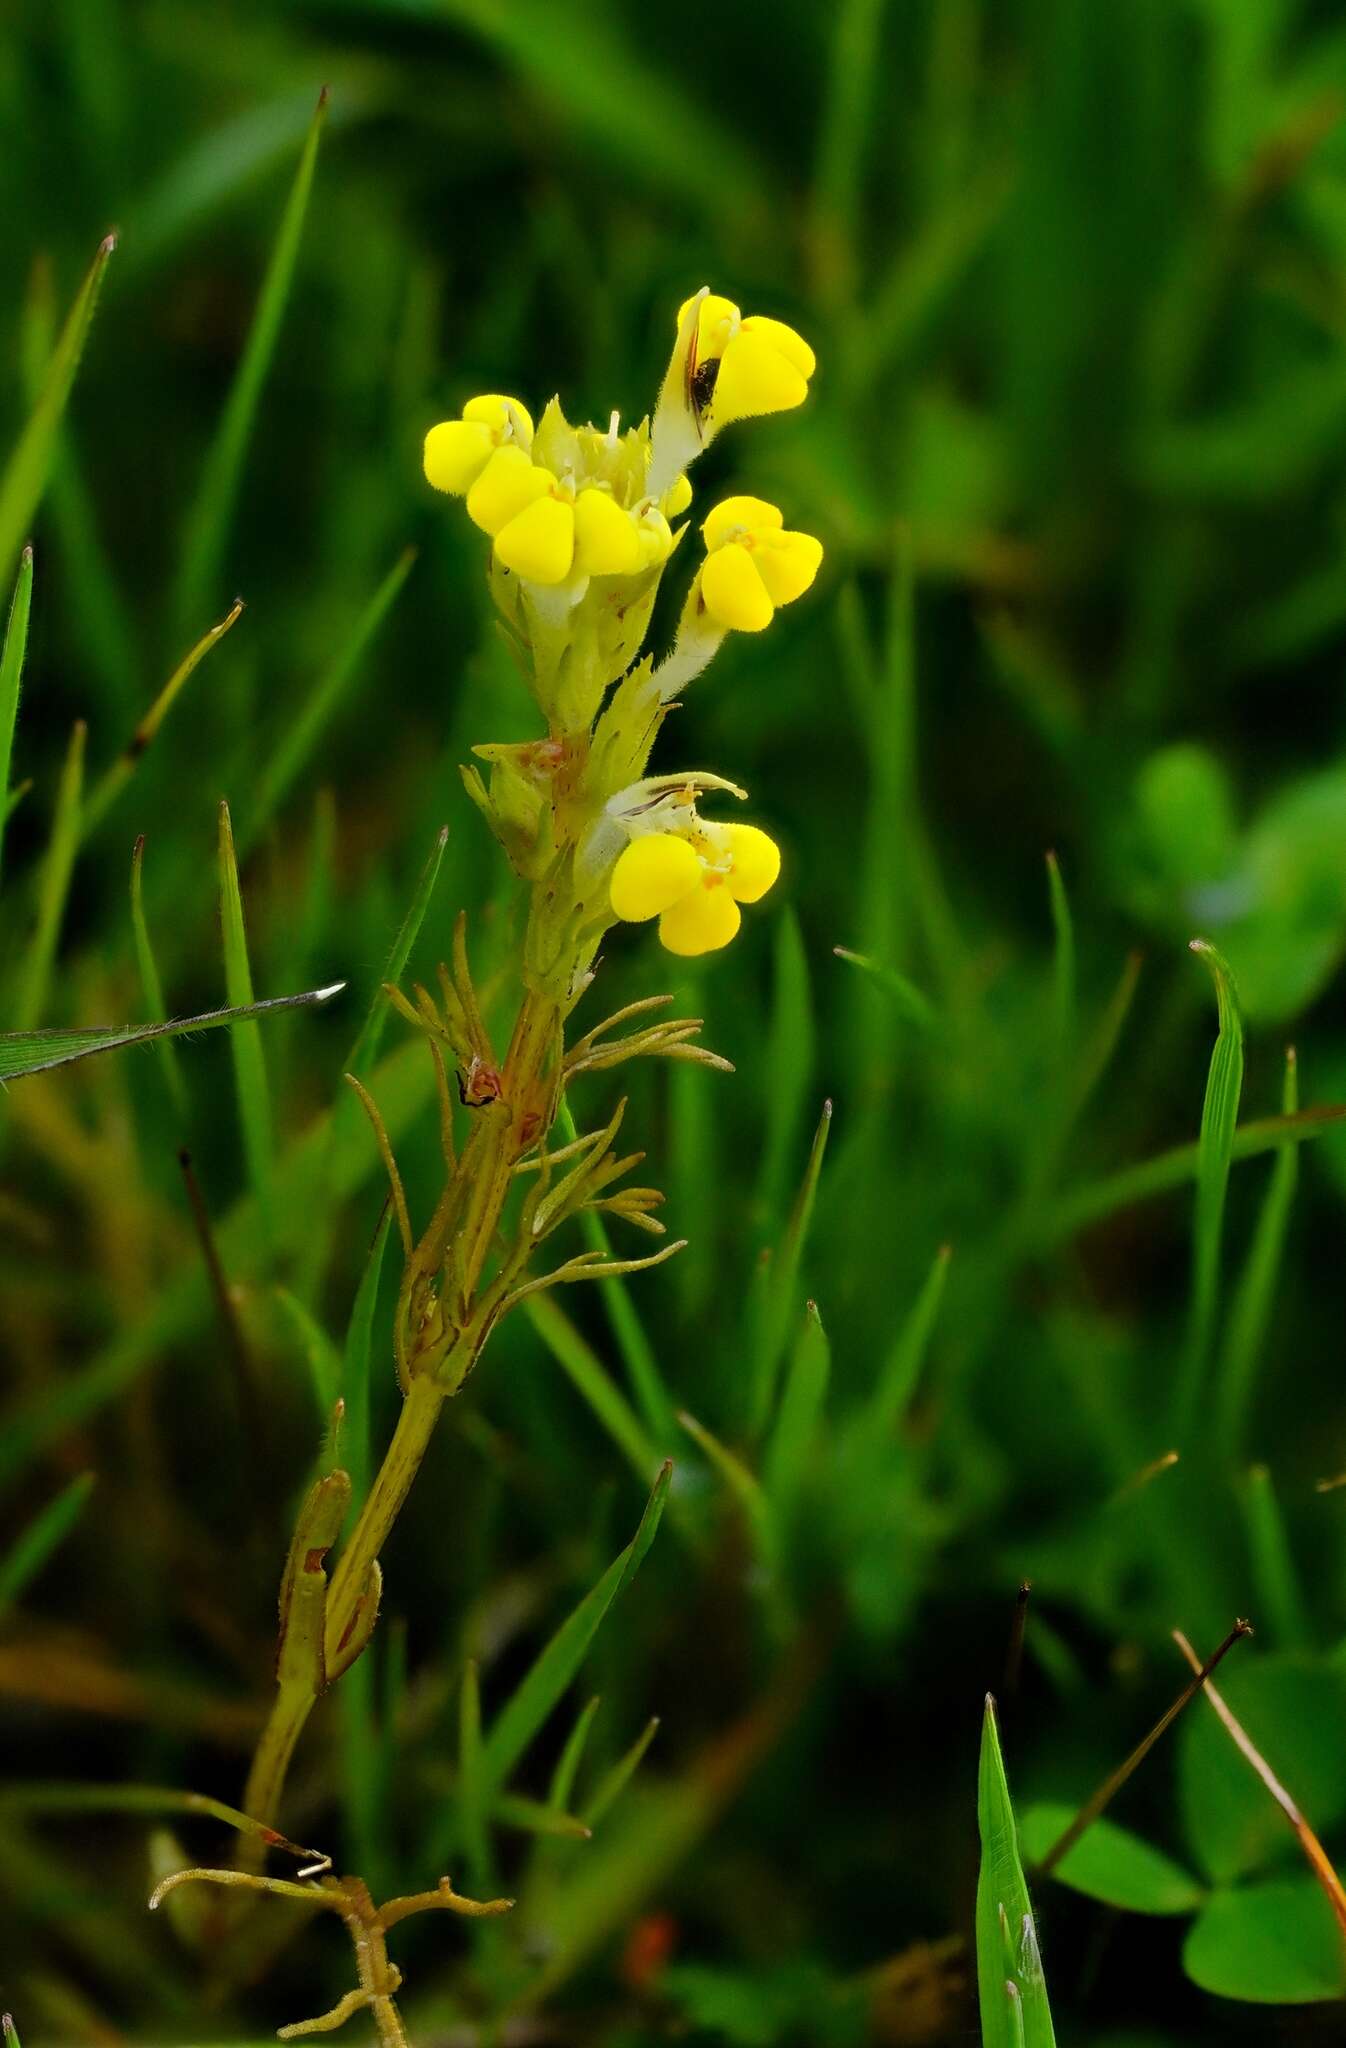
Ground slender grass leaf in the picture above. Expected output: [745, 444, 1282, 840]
[481, 1461, 671, 1796]
[0, 983, 344, 1083]
[1184, 1876, 1346, 2004]
[339, 1209, 393, 1884]
[245, 547, 417, 849]
[548, 1695, 602, 1816]
[175, 91, 327, 633]
[582, 1715, 660, 1828]
[1218, 1047, 1299, 1459]
[977, 1695, 1057, 2048]
[458, 1658, 489, 1888]
[11, 720, 84, 1032]
[495, 1790, 590, 1841]
[813, 0, 886, 276]
[346, 825, 448, 1085]
[83, 599, 244, 841]
[218, 799, 275, 1230]
[1240, 1465, 1310, 1652]
[833, 944, 938, 1030]
[342, 1208, 392, 1518]
[129, 836, 186, 1115]
[0, 1472, 95, 1616]
[1019, 1803, 1203, 1915]
[1175, 940, 1245, 1436]
[0, 545, 34, 889]
[272, 1286, 342, 1419]
[678, 1411, 772, 1556]
[866, 1243, 951, 1434]
[524, 1293, 660, 1483]
[0, 234, 115, 583]
[1045, 851, 1074, 1053]
[756, 907, 815, 1226]
[555, 1093, 676, 1449]
[749, 1099, 832, 1434]
[763, 1300, 830, 1516]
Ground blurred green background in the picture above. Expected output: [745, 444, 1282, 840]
[6, 0, 1346, 2040]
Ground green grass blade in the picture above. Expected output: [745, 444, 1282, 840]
[756, 906, 815, 1227]
[1217, 1046, 1300, 1459]
[0, 1472, 95, 1617]
[763, 1300, 830, 1517]
[174, 91, 327, 632]
[832, 945, 938, 1032]
[129, 836, 187, 1116]
[523, 1293, 661, 1482]
[346, 826, 448, 1085]
[977, 1695, 1058, 2048]
[0, 983, 344, 1082]
[480, 1461, 671, 1797]
[866, 1242, 952, 1434]
[812, 0, 886, 299]
[457, 1657, 490, 1889]
[581, 1715, 661, 1828]
[1175, 939, 1245, 1437]
[343, 1209, 393, 1519]
[1240, 1463, 1309, 1650]
[271, 1286, 343, 1420]
[84, 599, 244, 841]
[555, 1094, 676, 1448]
[547, 1695, 602, 1816]
[748, 1099, 833, 1435]
[0, 234, 116, 583]
[218, 799, 276, 1232]
[11, 720, 85, 1031]
[0, 545, 34, 890]
[338, 1207, 393, 1885]
[678, 1410, 772, 1555]
[1045, 851, 1074, 1053]
[245, 547, 417, 849]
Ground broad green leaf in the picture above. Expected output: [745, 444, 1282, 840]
[1179, 1656, 1346, 1884]
[1174, 939, 1244, 1435]
[977, 1696, 1057, 2048]
[481, 1462, 671, 1797]
[0, 545, 34, 888]
[175, 90, 326, 632]
[0, 1473, 95, 1616]
[218, 799, 275, 1229]
[1020, 1803, 1203, 1915]
[0, 235, 115, 582]
[0, 984, 344, 1082]
[1184, 1875, 1346, 2004]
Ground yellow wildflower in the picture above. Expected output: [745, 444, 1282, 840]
[610, 820, 781, 957]
[697, 496, 823, 634]
[423, 394, 533, 495]
[679, 294, 816, 427]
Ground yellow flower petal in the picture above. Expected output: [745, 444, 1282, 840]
[659, 884, 742, 956]
[701, 495, 782, 553]
[700, 543, 774, 633]
[738, 315, 816, 381]
[722, 823, 781, 903]
[493, 494, 575, 584]
[423, 419, 493, 495]
[751, 530, 823, 607]
[662, 474, 693, 517]
[462, 392, 534, 441]
[610, 835, 703, 922]
[573, 488, 642, 577]
[679, 292, 740, 360]
[466, 446, 553, 536]
[710, 330, 809, 425]
[637, 506, 674, 567]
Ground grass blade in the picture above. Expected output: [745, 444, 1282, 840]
[83, 599, 244, 840]
[756, 906, 815, 1226]
[0, 1472, 95, 1617]
[523, 1293, 660, 1482]
[1217, 1046, 1299, 1459]
[481, 1461, 671, 1797]
[763, 1299, 830, 1517]
[245, 547, 417, 849]
[748, 1099, 833, 1434]
[547, 1695, 602, 1817]
[1175, 939, 1245, 1437]
[174, 91, 327, 632]
[1240, 1464, 1309, 1651]
[1045, 850, 1074, 1054]
[977, 1695, 1057, 2048]
[11, 720, 85, 1031]
[129, 836, 186, 1115]
[865, 1242, 952, 1434]
[0, 983, 344, 1082]
[0, 235, 116, 582]
[343, 1210, 393, 1519]
[0, 546, 34, 890]
[582, 1715, 661, 1828]
[339, 1208, 393, 1883]
[218, 799, 275, 1232]
[832, 945, 938, 1031]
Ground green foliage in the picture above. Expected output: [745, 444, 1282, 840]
[976, 1698, 1057, 2048]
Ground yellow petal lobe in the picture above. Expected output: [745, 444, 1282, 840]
[610, 835, 703, 922]
[493, 494, 575, 584]
[710, 330, 809, 424]
[722, 824, 781, 903]
[701, 495, 783, 552]
[752, 530, 823, 607]
[466, 447, 552, 536]
[574, 489, 642, 576]
[700, 544, 774, 633]
[738, 316, 816, 380]
[662, 474, 693, 518]
[659, 885, 742, 956]
[462, 392, 534, 440]
[423, 419, 493, 495]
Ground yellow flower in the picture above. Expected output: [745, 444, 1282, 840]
[679, 294, 815, 427]
[423, 394, 533, 495]
[462, 461, 656, 588]
[697, 496, 823, 634]
[609, 821, 781, 957]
